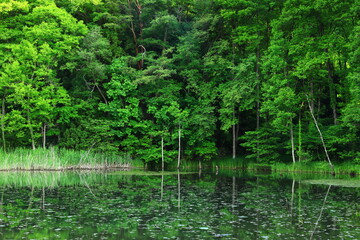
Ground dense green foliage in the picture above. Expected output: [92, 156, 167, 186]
[1, 0, 359, 166]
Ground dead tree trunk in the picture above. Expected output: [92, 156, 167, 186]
[306, 95, 334, 172]
[290, 118, 296, 164]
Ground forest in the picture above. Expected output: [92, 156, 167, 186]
[0, 0, 359, 167]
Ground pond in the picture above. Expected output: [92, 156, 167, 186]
[0, 170, 359, 239]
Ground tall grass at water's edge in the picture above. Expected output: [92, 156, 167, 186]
[0, 147, 143, 170]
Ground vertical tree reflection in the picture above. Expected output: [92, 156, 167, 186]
[310, 185, 332, 240]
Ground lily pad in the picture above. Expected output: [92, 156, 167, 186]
[303, 179, 360, 188]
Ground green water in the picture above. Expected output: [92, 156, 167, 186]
[0, 171, 359, 239]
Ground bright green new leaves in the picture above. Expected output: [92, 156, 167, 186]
[0, 0, 87, 148]
[0, 0, 29, 16]
[3, 41, 71, 148]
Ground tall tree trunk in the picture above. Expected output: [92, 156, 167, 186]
[290, 117, 296, 164]
[161, 136, 164, 171]
[42, 123, 47, 149]
[306, 96, 334, 172]
[232, 110, 236, 159]
[177, 124, 181, 169]
[27, 109, 35, 150]
[128, 0, 144, 69]
[332, 107, 337, 125]
[1, 97, 6, 152]
[298, 112, 302, 162]
[256, 47, 260, 162]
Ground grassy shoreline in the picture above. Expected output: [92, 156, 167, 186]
[0, 147, 143, 171]
[175, 157, 360, 176]
[1, 149, 359, 176]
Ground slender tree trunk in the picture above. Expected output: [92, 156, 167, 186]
[232, 110, 236, 159]
[161, 136, 164, 171]
[1, 97, 6, 152]
[128, 18, 138, 54]
[177, 123, 181, 169]
[27, 109, 35, 150]
[256, 47, 260, 162]
[310, 81, 314, 111]
[332, 107, 337, 125]
[298, 112, 302, 162]
[128, 0, 144, 69]
[290, 117, 296, 164]
[95, 84, 108, 105]
[42, 123, 47, 149]
[306, 95, 334, 172]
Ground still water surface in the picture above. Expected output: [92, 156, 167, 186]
[0, 170, 359, 239]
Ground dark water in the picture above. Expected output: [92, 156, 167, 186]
[0, 171, 359, 239]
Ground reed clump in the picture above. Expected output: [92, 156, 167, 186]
[0, 147, 141, 171]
